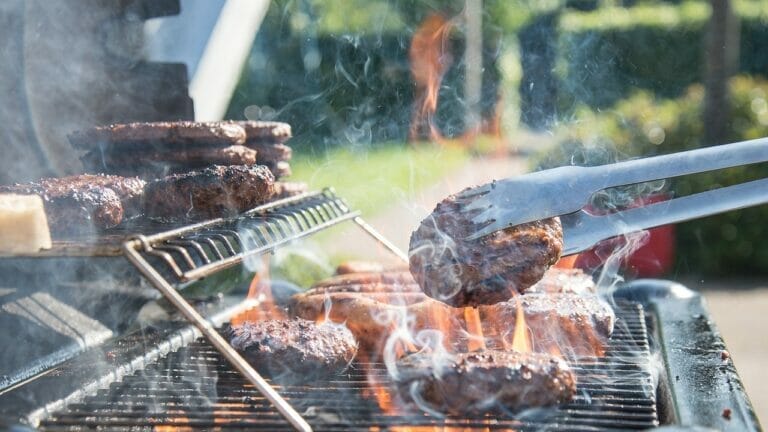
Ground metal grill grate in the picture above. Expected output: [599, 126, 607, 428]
[39, 302, 658, 431]
[125, 189, 360, 284]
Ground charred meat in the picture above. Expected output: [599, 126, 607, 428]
[263, 160, 292, 179]
[335, 260, 387, 275]
[312, 270, 417, 290]
[525, 267, 596, 295]
[81, 145, 258, 178]
[68, 121, 247, 150]
[143, 165, 275, 220]
[396, 350, 576, 415]
[479, 293, 615, 358]
[0, 174, 146, 233]
[236, 121, 292, 144]
[409, 188, 563, 307]
[224, 319, 357, 378]
[289, 279, 462, 355]
[273, 181, 308, 199]
[247, 143, 292, 164]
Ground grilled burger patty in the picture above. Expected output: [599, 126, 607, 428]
[273, 181, 308, 199]
[237, 121, 292, 144]
[143, 165, 275, 220]
[311, 270, 418, 290]
[291, 269, 612, 358]
[80, 145, 259, 177]
[263, 160, 292, 179]
[0, 174, 146, 233]
[525, 267, 596, 295]
[247, 143, 292, 163]
[68, 121, 248, 149]
[479, 293, 615, 358]
[409, 188, 564, 307]
[289, 279, 462, 354]
[396, 350, 576, 415]
[224, 319, 358, 377]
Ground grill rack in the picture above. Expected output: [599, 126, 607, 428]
[122, 188, 407, 432]
[38, 302, 659, 431]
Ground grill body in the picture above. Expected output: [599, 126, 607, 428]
[0, 281, 760, 431]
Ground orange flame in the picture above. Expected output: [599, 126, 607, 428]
[409, 13, 454, 144]
[230, 255, 285, 325]
[510, 295, 531, 353]
[463, 307, 486, 352]
[554, 254, 580, 269]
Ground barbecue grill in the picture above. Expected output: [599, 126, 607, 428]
[0, 189, 760, 431]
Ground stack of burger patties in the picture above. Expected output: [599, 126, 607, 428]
[66, 120, 307, 222]
[69, 121, 306, 198]
[70, 121, 293, 180]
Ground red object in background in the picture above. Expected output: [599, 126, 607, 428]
[573, 194, 675, 278]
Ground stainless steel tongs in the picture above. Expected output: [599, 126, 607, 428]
[459, 137, 768, 255]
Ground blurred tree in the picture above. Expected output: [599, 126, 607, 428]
[703, 0, 740, 145]
[519, 11, 560, 130]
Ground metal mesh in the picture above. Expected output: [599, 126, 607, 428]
[131, 189, 358, 283]
[39, 302, 658, 431]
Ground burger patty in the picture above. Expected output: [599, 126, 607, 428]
[263, 160, 292, 179]
[409, 188, 564, 307]
[68, 121, 247, 150]
[525, 267, 596, 295]
[224, 318, 357, 378]
[248, 143, 292, 164]
[312, 270, 417, 290]
[0, 174, 145, 233]
[273, 181, 308, 199]
[479, 293, 615, 358]
[143, 165, 275, 220]
[335, 260, 387, 275]
[236, 121, 292, 144]
[80, 145, 259, 178]
[291, 270, 613, 358]
[396, 350, 576, 415]
[289, 283, 462, 355]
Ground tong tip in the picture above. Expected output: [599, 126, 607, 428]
[464, 219, 504, 241]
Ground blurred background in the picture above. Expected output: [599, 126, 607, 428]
[1, 0, 768, 422]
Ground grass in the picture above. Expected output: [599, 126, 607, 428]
[289, 142, 470, 217]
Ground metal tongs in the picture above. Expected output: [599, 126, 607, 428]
[460, 137, 768, 255]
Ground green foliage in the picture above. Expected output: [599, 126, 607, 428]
[547, 76, 768, 276]
[270, 247, 334, 289]
[560, 2, 710, 32]
[557, 1, 768, 109]
[290, 142, 469, 216]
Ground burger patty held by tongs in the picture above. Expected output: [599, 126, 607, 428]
[408, 188, 564, 308]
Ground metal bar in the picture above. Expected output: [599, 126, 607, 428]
[352, 216, 409, 263]
[121, 238, 312, 432]
[137, 191, 326, 245]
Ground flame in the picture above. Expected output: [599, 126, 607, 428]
[153, 411, 192, 431]
[408, 13, 454, 143]
[554, 254, 580, 269]
[510, 295, 532, 353]
[230, 255, 285, 325]
[463, 307, 486, 352]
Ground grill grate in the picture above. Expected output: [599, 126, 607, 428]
[39, 302, 658, 431]
[125, 189, 360, 284]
